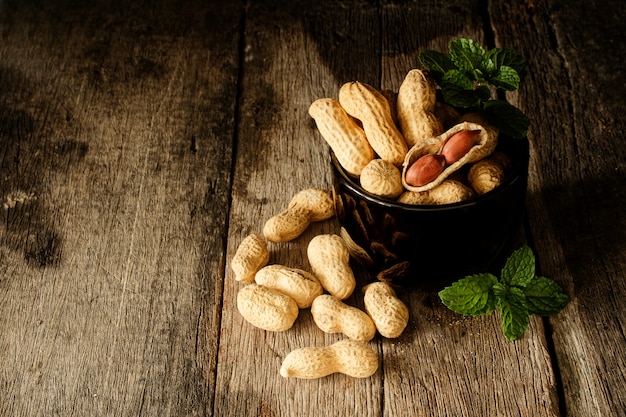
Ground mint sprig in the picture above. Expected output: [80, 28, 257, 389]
[419, 38, 530, 139]
[438, 246, 569, 341]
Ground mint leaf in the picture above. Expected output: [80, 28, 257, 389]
[449, 38, 486, 72]
[441, 70, 491, 108]
[438, 273, 498, 316]
[481, 100, 530, 138]
[442, 86, 490, 108]
[441, 70, 480, 108]
[419, 50, 455, 81]
[501, 245, 535, 287]
[492, 281, 509, 302]
[481, 57, 498, 78]
[489, 65, 521, 91]
[442, 69, 473, 89]
[498, 287, 529, 341]
[438, 244, 570, 342]
[419, 38, 530, 140]
[523, 276, 570, 316]
[486, 48, 527, 81]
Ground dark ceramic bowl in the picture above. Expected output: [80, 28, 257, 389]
[331, 136, 530, 292]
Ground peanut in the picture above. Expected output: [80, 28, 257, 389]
[397, 190, 435, 205]
[288, 188, 335, 222]
[363, 282, 409, 338]
[468, 158, 505, 195]
[397, 69, 444, 147]
[398, 179, 474, 205]
[280, 339, 378, 379]
[231, 234, 269, 283]
[311, 294, 377, 342]
[404, 154, 446, 187]
[359, 158, 404, 199]
[309, 98, 375, 177]
[237, 284, 299, 332]
[401, 121, 499, 193]
[428, 179, 475, 204]
[457, 113, 499, 161]
[338, 81, 408, 166]
[307, 234, 356, 300]
[263, 188, 334, 242]
[254, 264, 323, 309]
[441, 129, 481, 164]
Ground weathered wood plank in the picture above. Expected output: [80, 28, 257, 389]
[488, 0, 626, 416]
[0, 1, 243, 415]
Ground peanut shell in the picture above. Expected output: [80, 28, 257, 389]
[280, 339, 378, 379]
[309, 98, 375, 177]
[339, 81, 408, 166]
[468, 159, 505, 195]
[288, 188, 335, 222]
[397, 179, 474, 205]
[263, 206, 311, 243]
[363, 282, 409, 338]
[307, 234, 356, 300]
[397, 69, 444, 147]
[311, 294, 376, 342]
[359, 158, 404, 199]
[255, 264, 323, 309]
[237, 284, 299, 332]
[231, 234, 269, 283]
[401, 119, 499, 192]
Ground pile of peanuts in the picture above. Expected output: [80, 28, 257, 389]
[309, 69, 511, 205]
[231, 188, 409, 379]
[230, 69, 513, 379]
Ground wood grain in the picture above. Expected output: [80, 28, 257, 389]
[0, 1, 242, 415]
[488, 0, 626, 415]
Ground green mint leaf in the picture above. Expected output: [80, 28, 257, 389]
[442, 86, 484, 108]
[481, 57, 498, 78]
[523, 276, 570, 316]
[486, 48, 527, 81]
[498, 287, 529, 341]
[442, 69, 473, 89]
[501, 245, 535, 287]
[441, 70, 484, 108]
[489, 65, 521, 91]
[481, 100, 530, 138]
[419, 50, 455, 82]
[438, 273, 498, 316]
[492, 281, 508, 303]
[449, 38, 486, 72]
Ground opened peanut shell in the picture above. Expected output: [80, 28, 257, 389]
[401, 118, 498, 192]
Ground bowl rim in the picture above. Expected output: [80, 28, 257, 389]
[331, 136, 529, 212]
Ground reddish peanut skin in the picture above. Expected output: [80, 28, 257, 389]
[405, 154, 446, 187]
[441, 130, 481, 164]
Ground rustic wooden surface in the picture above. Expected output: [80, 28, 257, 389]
[1, 0, 624, 416]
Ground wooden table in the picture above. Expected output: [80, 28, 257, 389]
[1, 0, 624, 415]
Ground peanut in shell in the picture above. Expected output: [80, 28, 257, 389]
[401, 119, 499, 193]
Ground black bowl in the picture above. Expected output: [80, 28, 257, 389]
[331, 136, 530, 292]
